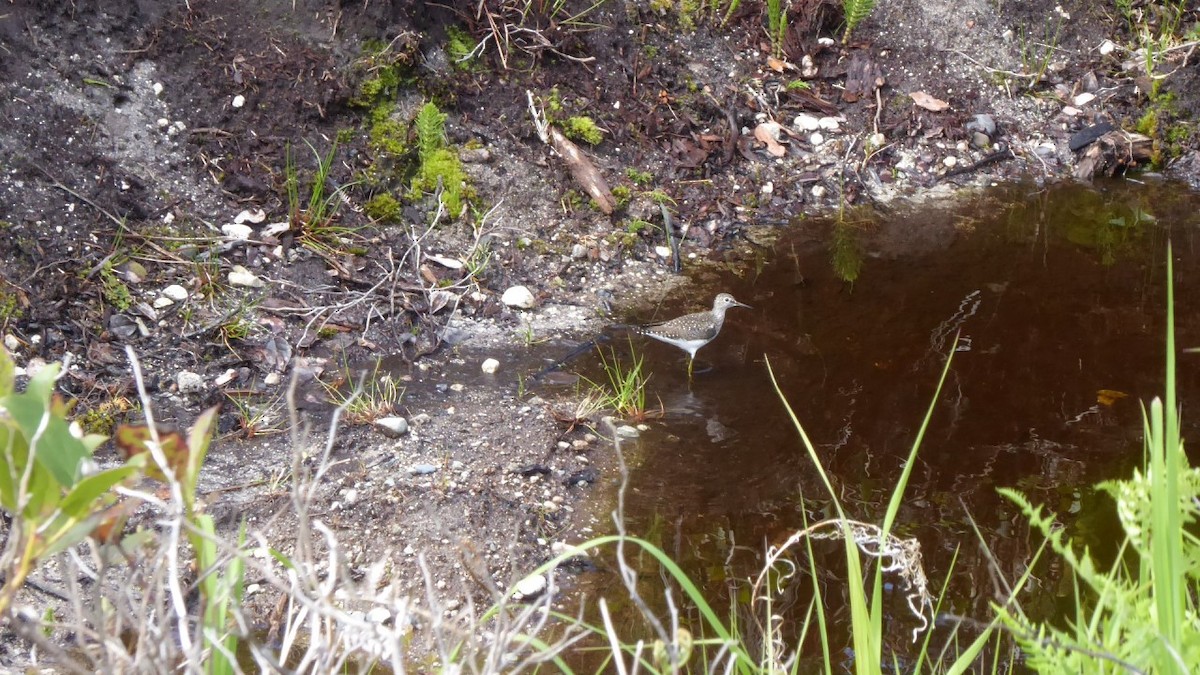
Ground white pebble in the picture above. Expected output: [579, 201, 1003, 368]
[481, 358, 499, 374]
[943, 156, 958, 168]
[817, 116, 842, 131]
[221, 223, 253, 240]
[232, 94, 245, 109]
[513, 574, 548, 599]
[162, 284, 189, 302]
[1073, 92, 1095, 107]
[501, 285, 536, 309]
[152, 82, 163, 96]
[793, 113, 820, 131]
[809, 132, 825, 146]
[227, 266, 264, 288]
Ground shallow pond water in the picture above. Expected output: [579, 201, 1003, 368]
[561, 178, 1200, 664]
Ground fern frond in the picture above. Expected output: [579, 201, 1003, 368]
[842, 0, 877, 43]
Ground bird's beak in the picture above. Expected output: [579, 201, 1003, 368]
[736, 301, 751, 309]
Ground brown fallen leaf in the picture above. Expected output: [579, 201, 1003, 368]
[753, 122, 788, 157]
[909, 91, 950, 112]
[766, 55, 787, 72]
[1097, 389, 1129, 406]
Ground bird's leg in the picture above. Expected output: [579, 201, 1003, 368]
[687, 356, 694, 381]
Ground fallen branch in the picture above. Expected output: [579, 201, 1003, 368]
[526, 90, 616, 215]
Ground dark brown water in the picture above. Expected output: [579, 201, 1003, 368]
[565, 179, 1200, 664]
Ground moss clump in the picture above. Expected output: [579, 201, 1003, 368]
[365, 193, 402, 222]
[611, 185, 632, 209]
[99, 266, 132, 311]
[625, 168, 653, 185]
[564, 116, 604, 145]
[446, 26, 480, 71]
[78, 397, 135, 436]
[411, 102, 469, 218]
[368, 104, 408, 157]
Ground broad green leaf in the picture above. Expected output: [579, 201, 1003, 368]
[0, 347, 13, 398]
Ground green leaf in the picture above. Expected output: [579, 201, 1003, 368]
[2, 362, 90, 487]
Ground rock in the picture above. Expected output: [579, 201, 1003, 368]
[793, 113, 821, 131]
[868, 132, 887, 148]
[943, 156, 958, 168]
[1099, 39, 1116, 56]
[409, 463, 438, 475]
[108, 314, 140, 340]
[809, 132, 825, 146]
[965, 114, 996, 137]
[176, 370, 206, 394]
[228, 266, 264, 288]
[501, 285, 536, 309]
[811, 185, 828, 199]
[1061, 106, 1082, 117]
[233, 208, 266, 224]
[367, 607, 391, 624]
[615, 425, 640, 438]
[512, 574, 548, 599]
[570, 243, 588, 259]
[3, 334, 18, 351]
[153, 297, 175, 309]
[817, 116, 842, 131]
[655, 245, 671, 259]
[459, 148, 491, 163]
[481, 358, 499, 374]
[1072, 92, 1095, 107]
[221, 223, 253, 240]
[375, 417, 409, 437]
[232, 94, 245, 109]
[162, 284, 189, 302]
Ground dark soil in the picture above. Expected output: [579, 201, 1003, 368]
[1, 0, 1197, 666]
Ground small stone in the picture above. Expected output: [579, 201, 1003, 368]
[232, 94, 245, 109]
[513, 574, 547, 599]
[228, 266, 264, 288]
[811, 185, 828, 199]
[221, 223, 253, 240]
[153, 297, 175, 309]
[793, 113, 821, 131]
[1099, 39, 1116, 56]
[214, 369, 238, 386]
[264, 372, 281, 385]
[1072, 92, 1095, 107]
[152, 82, 164, 96]
[233, 208, 266, 224]
[481, 358, 499, 374]
[965, 114, 996, 137]
[1062, 106, 1082, 117]
[409, 463, 438, 475]
[570, 244, 588, 259]
[809, 131, 825, 146]
[375, 417, 410, 437]
[760, 182, 773, 194]
[868, 132, 886, 148]
[156, 118, 170, 128]
[367, 607, 391, 624]
[162, 284, 189, 302]
[817, 116, 841, 131]
[459, 147, 491, 163]
[3, 334, 18, 351]
[615, 425, 640, 439]
[501, 285, 536, 309]
[655, 245, 672, 259]
[943, 156, 958, 168]
[176, 370, 206, 394]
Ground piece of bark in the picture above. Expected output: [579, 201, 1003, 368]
[548, 127, 615, 214]
[843, 51, 884, 103]
[1072, 130, 1153, 181]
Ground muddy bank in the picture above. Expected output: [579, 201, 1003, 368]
[0, 0, 1197, 667]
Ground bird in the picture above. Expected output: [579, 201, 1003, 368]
[637, 293, 751, 379]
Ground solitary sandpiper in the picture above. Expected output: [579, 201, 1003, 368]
[637, 293, 751, 378]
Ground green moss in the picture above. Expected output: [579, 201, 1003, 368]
[625, 168, 653, 185]
[611, 185, 632, 209]
[410, 102, 470, 218]
[446, 26, 480, 71]
[368, 104, 409, 157]
[564, 116, 604, 145]
[626, 218, 652, 234]
[411, 147, 469, 218]
[365, 193, 402, 222]
[99, 266, 132, 312]
[0, 291, 23, 324]
[335, 127, 355, 144]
